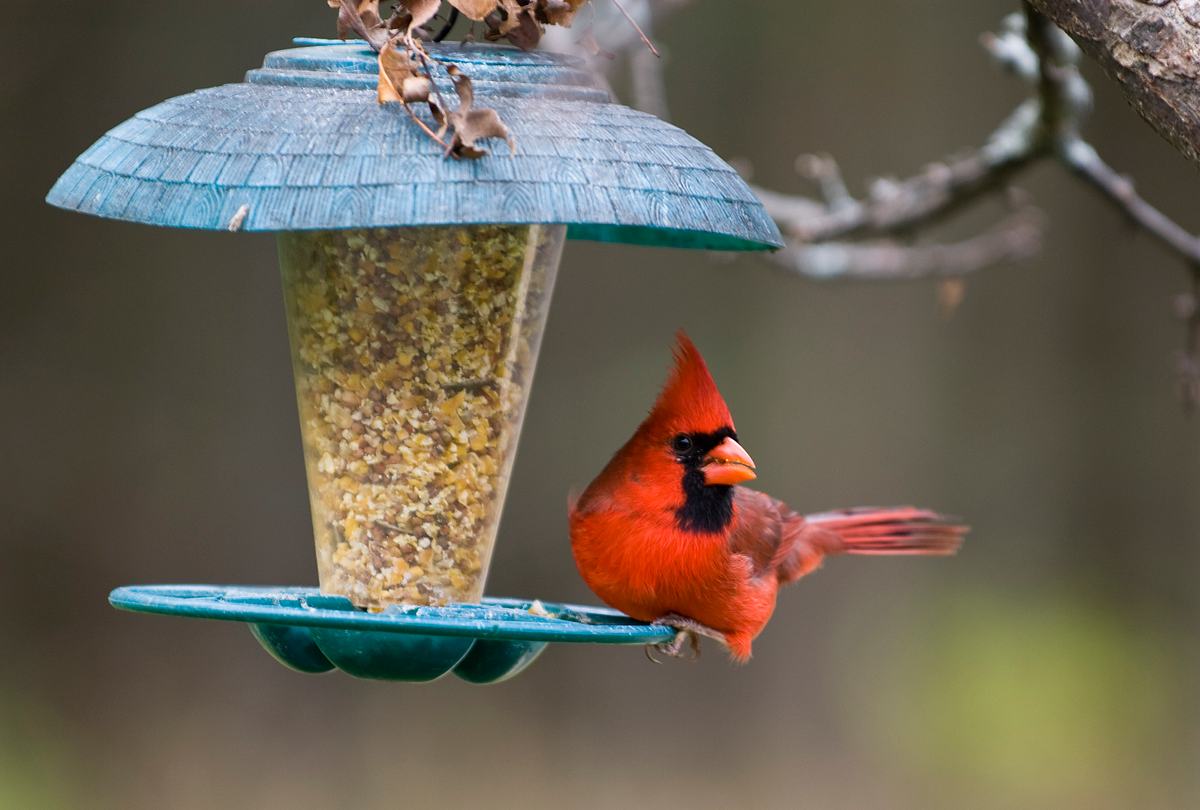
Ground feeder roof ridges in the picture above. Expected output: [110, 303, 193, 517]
[46, 38, 783, 252]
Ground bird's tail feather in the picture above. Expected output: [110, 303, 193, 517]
[806, 506, 966, 556]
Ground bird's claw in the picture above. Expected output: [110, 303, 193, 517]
[646, 629, 701, 663]
[646, 613, 724, 662]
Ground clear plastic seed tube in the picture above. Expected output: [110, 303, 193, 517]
[278, 225, 564, 609]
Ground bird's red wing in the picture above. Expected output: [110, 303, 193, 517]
[728, 487, 797, 580]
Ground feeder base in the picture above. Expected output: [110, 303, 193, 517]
[109, 585, 674, 683]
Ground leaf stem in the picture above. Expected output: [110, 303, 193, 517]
[609, 0, 660, 57]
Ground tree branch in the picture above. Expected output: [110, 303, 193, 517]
[1027, 0, 1200, 167]
[548, 1, 1200, 406]
[772, 211, 1044, 281]
[757, 5, 1200, 406]
[1060, 138, 1200, 262]
[752, 100, 1044, 243]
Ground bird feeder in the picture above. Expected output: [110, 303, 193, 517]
[47, 38, 781, 682]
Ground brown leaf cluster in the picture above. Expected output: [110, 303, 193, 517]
[328, 0, 600, 159]
[328, 0, 402, 49]
[377, 41, 514, 159]
[331, 0, 587, 51]
[479, 0, 588, 50]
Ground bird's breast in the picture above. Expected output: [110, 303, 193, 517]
[569, 505, 737, 622]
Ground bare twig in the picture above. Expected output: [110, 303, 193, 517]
[630, 38, 670, 118]
[432, 7, 460, 42]
[595, 0, 1195, 405]
[838, 2, 1200, 278]
[1021, 2, 1200, 407]
[749, 11, 1062, 280]
[608, 0, 660, 57]
[543, 0, 690, 116]
[772, 211, 1044, 281]
[795, 154, 854, 211]
[1060, 139, 1200, 263]
[402, 101, 451, 149]
[753, 100, 1044, 243]
[748, 5, 1200, 407]
[389, 44, 453, 149]
[548, 1, 1200, 404]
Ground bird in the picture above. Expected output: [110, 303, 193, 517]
[568, 332, 967, 662]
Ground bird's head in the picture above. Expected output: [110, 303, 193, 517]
[635, 332, 757, 490]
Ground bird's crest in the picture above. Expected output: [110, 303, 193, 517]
[645, 332, 734, 433]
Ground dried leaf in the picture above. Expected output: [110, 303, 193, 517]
[327, 0, 594, 157]
[333, 0, 590, 52]
[404, 76, 434, 102]
[491, 0, 525, 34]
[430, 101, 449, 137]
[453, 108, 513, 157]
[337, 0, 392, 50]
[537, 0, 587, 26]
[486, 1, 544, 50]
[448, 0, 500, 21]
[378, 44, 431, 104]
[399, 0, 442, 33]
[938, 278, 967, 316]
[445, 66, 514, 158]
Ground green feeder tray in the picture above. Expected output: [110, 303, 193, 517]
[111, 585, 674, 683]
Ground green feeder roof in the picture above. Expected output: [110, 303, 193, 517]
[46, 39, 783, 251]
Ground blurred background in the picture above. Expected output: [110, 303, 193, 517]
[3, 2, 1199, 808]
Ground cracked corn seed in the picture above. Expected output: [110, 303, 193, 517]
[278, 225, 564, 609]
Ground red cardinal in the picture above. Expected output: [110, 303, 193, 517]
[569, 333, 966, 661]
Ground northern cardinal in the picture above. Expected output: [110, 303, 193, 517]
[569, 333, 966, 661]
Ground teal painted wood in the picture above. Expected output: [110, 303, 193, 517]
[46, 40, 782, 251]
[110, 585, 675, 683]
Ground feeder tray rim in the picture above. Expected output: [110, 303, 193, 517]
[109, 584, 675, 645]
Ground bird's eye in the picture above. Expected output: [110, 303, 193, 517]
[671, 435, 694, 454]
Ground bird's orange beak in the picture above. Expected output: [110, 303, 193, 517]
[702, 436, 757, 485]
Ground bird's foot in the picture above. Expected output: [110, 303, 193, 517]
[646, 629, 700, 662]
[647, 614, 725, 662]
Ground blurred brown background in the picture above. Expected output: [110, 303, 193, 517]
[3, 2, 1199, 808]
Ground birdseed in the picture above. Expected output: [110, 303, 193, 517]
[278, 224, 564, 609]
